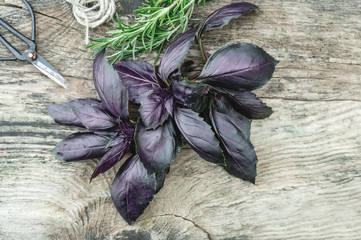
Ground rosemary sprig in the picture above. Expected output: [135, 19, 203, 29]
[87, 0, 215, 64]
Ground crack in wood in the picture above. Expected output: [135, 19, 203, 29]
[0, 3, 62, 22]
[34, 10, 63, 22]
[166, 214, 213, 240]
[137, 213, 213, 240]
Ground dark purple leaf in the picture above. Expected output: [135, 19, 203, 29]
[110, 154, 167, 224]
[171, 81, 205, 107]
[158, 27, 198, 81]
[53, 133, 109, 161]
[118, 120, 135, 138]
[139, 89, 173, 129]
[180, 60, 198, 76]
[164, 95, 174, 117]
[91, 136, 130, 180]
[114, 60, 158, 104]
[155, 167, 169, 192]
[213, 95, 251, 140]
[192, 95, 210, 113]
[47, 102, 83, 127]
[210, 97, 256, 183]
[154, 65, 168, 88]
[107, 134, 127, 148]
[69, 99, 116, 132]
[168, 69, 183, 83]
[168, 61, 198, 82]
[174, 107, 224, 164]
[136, 119, 180, 174]
[200, 2, 258, 35]
[93, 51, 129, 119]
[199, 43, 278, 92]
[228, 92, 273, 119]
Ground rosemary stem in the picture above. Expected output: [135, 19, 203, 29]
[88, 0, 215, 62]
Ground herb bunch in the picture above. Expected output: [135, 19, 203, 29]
[87, 0, 214, 63]
[48, 2, 278, 224]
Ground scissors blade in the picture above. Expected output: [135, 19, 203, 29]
[30, 53, 70, 89]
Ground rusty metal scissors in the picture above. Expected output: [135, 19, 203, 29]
[0, 0, 69, 89]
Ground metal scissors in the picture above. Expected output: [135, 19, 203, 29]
[0, 0, 69, 89]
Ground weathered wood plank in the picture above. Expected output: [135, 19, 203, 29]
[1, 0, 361, 239]
[1, 99, 361, 239]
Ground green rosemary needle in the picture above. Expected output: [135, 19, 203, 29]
[87, 0, 215, 64]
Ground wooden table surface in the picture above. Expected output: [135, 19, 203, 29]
[1, 0, 361, 239]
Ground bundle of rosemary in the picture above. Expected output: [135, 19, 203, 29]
[87, 0, 214, 63]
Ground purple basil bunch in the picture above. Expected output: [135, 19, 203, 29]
[48, 2, 278, 224]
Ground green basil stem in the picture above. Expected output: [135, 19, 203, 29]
[198, 36, 208, 62]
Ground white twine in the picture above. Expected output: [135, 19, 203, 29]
[65, 0, 116, 44]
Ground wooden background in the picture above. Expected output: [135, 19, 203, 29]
[1, 0, 361, 239]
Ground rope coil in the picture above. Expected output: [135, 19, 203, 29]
[65, 0, 116, 44]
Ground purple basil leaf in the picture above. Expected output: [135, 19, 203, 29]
[53, 133, 109, 161]
[154, 65, 168, 88]
[171, 81, 204, 107]
[69, 99, 116, 132]
[191, 94, 210, 113]
[164, 96, 174, 117]
[228, 92, 273, 119]
[110, 154, 166, 224]
[155, 167, 169, 192]
[199, 43, 278, 92]
[158, 27, 198, 82]
[47, 102, 83, 127]
[139, 89, 173, 129]
[168, 69, 183, 83]
[210, 97, 256, 183]
[200, 2, 258, 36]
[136, 119, 181, 174]
[118, 120, 135, 138]
[174, 106, 224, 164]
[168, 61, 198, 82]
[180, 60, 198, 76]
[93, 51, 129, 119]
[107, 134, 127, 148]
[213, 95, 251, 140]
[114, 60, 159, 104]
[91, 136, 130, 180]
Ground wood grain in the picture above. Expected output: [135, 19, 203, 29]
[1, 0, 361, 239]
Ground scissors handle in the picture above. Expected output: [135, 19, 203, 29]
[0, 0, 36, 60]
[21, 0, 36, 42]
[0, 18, 36, 51]
[0, 0, 69, 89]
[0, 34, 24, 60]
[0, 57, 17, 61]
[0, 0, 36, 42]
